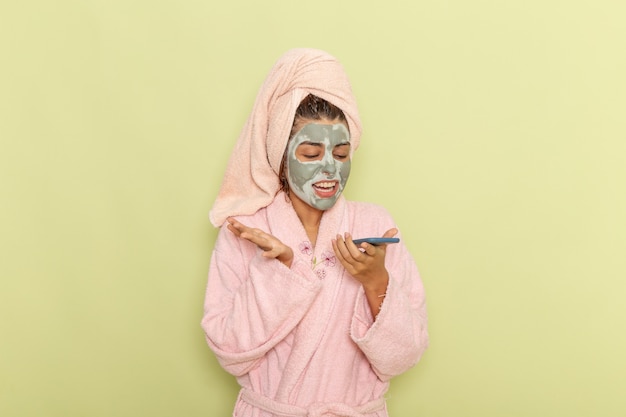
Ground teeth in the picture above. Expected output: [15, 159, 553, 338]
[314, 182, 335, 189]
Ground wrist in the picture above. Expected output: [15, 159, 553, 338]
[277, 248, 294, 268]
[362, 271, 389, 295]
[362, 273, 389, 319]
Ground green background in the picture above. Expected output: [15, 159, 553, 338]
[2, 1, 625, 416]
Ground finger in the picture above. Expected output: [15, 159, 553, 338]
[344, 233, 368, 261]
[331, 238, 340, 257]
[360, 242, 377, 256]
[227, 219, 249, 238]
[332, 238, 355, 273]
[241, 231, 272, 251]
[227, 217, 241, 228]
[346, 232, 374, 261]
[227, 223, 241, 237]
[334, 234, 355, 264]
[227, 218, 249, 234]
[376, 228, 399, 253]
[332, 238, 348, 263]
[262, 246, 280, 258]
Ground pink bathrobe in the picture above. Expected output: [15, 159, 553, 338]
[202, 192, 428, 417]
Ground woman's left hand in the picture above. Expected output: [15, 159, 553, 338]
[332, 228, 398, 292]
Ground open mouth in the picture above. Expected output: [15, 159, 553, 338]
[312, 180, 339, 198]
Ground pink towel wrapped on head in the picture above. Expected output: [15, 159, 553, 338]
[209, 48, 362, 227]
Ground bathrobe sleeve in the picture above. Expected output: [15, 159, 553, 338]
[201, 221, 322, 377]
[349, 206, 429, 381]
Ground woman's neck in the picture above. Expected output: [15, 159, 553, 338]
[288, 191, 323, 246]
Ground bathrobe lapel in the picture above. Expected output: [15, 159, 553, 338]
[266, 193, 349, 402]
[266, 192, 347, 267]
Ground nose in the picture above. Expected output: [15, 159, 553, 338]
[322, 157, 337, 175]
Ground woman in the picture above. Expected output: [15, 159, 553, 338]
[202, 48, 428, 417]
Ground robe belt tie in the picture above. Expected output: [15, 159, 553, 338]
[239, 388, 386, 417]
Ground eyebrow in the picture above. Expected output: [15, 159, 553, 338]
[298, 141, 351, 147]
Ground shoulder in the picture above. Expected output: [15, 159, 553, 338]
[229, 206, 271, 229]
[343, 199, 397, 234]
[345, 199, 394, 219]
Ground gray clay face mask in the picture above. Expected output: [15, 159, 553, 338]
[286, 123, 351, 211]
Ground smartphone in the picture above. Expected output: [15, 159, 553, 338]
[351, 237, 400, 246]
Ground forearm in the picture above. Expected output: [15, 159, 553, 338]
[203, 253, 321, 365]
[362, 272, 389, 319]
[352, 272, 429, 380]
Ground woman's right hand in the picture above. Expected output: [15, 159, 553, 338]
[227, 217, 294, 268]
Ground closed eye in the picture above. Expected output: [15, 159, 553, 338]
[297, 142, 324, 160]
[333, 143, 350, 160]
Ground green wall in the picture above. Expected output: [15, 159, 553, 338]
[2, 1, 625, 416]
